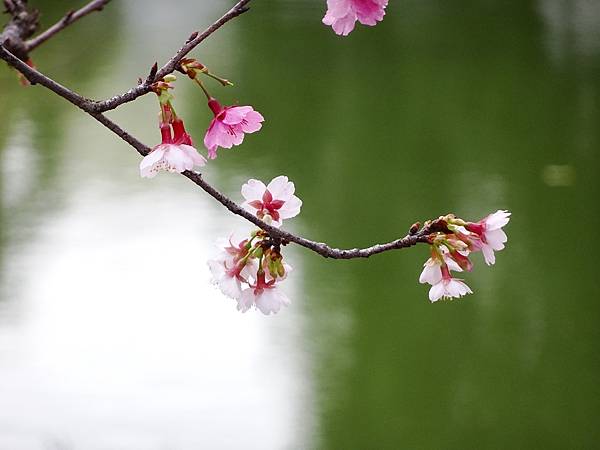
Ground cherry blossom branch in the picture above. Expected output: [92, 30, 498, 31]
[0, 0, 443, 261]
[89, 0, 251, 113]
[0, 0, 38, 59]
[2, 0, 250, 113]
[0, 43, 94, 107]
[25, 0, 111, 52]
[0, 43, 439, 259]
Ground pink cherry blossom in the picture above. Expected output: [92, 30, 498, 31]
[238, 273, 291, 315]
[428, 264, 473, 302]
[241, 176, 302, 227]
[204, 98, 264, 159]
[208, 235, 257, 299]
[140, 121, 206, 178]
[323, 0, 388, 36]
[419, 253, 462, 286]
[429, 278, 473, 303]
[465, 210, 511, 265]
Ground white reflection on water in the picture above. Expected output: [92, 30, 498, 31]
[0, 117, 37, 210]
[538, 0, 600, 62]
[0, 1, 312, 448]
[0, 139, 310, 449]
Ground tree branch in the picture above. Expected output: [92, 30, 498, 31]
[25, 0, 111, 52]
[0, 0, 438, 260]
[0, 0, 38, 59]
[0, 43, 94, 107]
[90, 0, 251, 113]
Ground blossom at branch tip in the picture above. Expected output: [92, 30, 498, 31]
[419, 253, 462, 286]
[465, 210, 511, 265]
[428, 264, 473, 302]
[417, 210, 510, 302]
[323, 0, 388, 36]
[429, 277, 473, 303]
[241, 176, 302, 227]
[204, 98, 264, 159]
[140, 120, 206, 178]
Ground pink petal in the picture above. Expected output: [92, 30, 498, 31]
[204, 119, 220, 151]
[331, 13, 358, 35]
[355, 0, 387, 25]
[240, 111, 264, 133]
[324, 0, 352, 20]
[207, 146, 218, 160]
[221, 106, 254, 125]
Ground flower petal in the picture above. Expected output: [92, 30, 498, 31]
[240, 110, 264, 133]
[429, 282, 445, 302]
[266, 176, 294, 200]
[485, 210, 511, 230]
[139, 147, 166, 178]
[221, 106, 254, 125]
[277, 196, 302, 220]
[241, 179, 267, 202]
[419, 259, 442, 285]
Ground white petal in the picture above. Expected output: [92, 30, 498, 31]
[481, 244, 496, 265]
[241, 201, 259, 215]
[237, 289, 255, 313]
[485, 210, 511, 230]
[241, 179, 266, 202]
[165, 146, 193, 172]
[419, 259, 442, 285]
[266, 176, 294, 201]
[429, 282, 445, 302]
[180, 144, 207, 168]
[255, 288, 290, 315]
[485, 229, 508, 250]
[219, 275, 242, 299]
[277, 195, 302, 220]
[446, 279, 472, 298]
[240, 258, 259, 282]
[207, 259, 226, 284]
[139, 147, 166, 177]
[444, 255, 463, 273]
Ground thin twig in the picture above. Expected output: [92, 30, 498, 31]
[25, 0, 111, 52]
[90, 0, 251, 113]
[0, 0, 39, 59]
[0, 41, 435, 259]
[0, 44, 95, 107]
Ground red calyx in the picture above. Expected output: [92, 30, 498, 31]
[208, 98, 222, 116]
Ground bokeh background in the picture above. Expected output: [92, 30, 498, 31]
[1, 0, 599, 449]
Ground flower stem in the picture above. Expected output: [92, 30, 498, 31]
[195, 78, 212, 100]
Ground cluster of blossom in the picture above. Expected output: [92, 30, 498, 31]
[208, 176, 302, 315]
[419, 210, 511, 302]
[135, 11, 510, 312]
[140, 59, 264, 177]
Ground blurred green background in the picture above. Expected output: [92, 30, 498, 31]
[1, 0, 599, 449]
